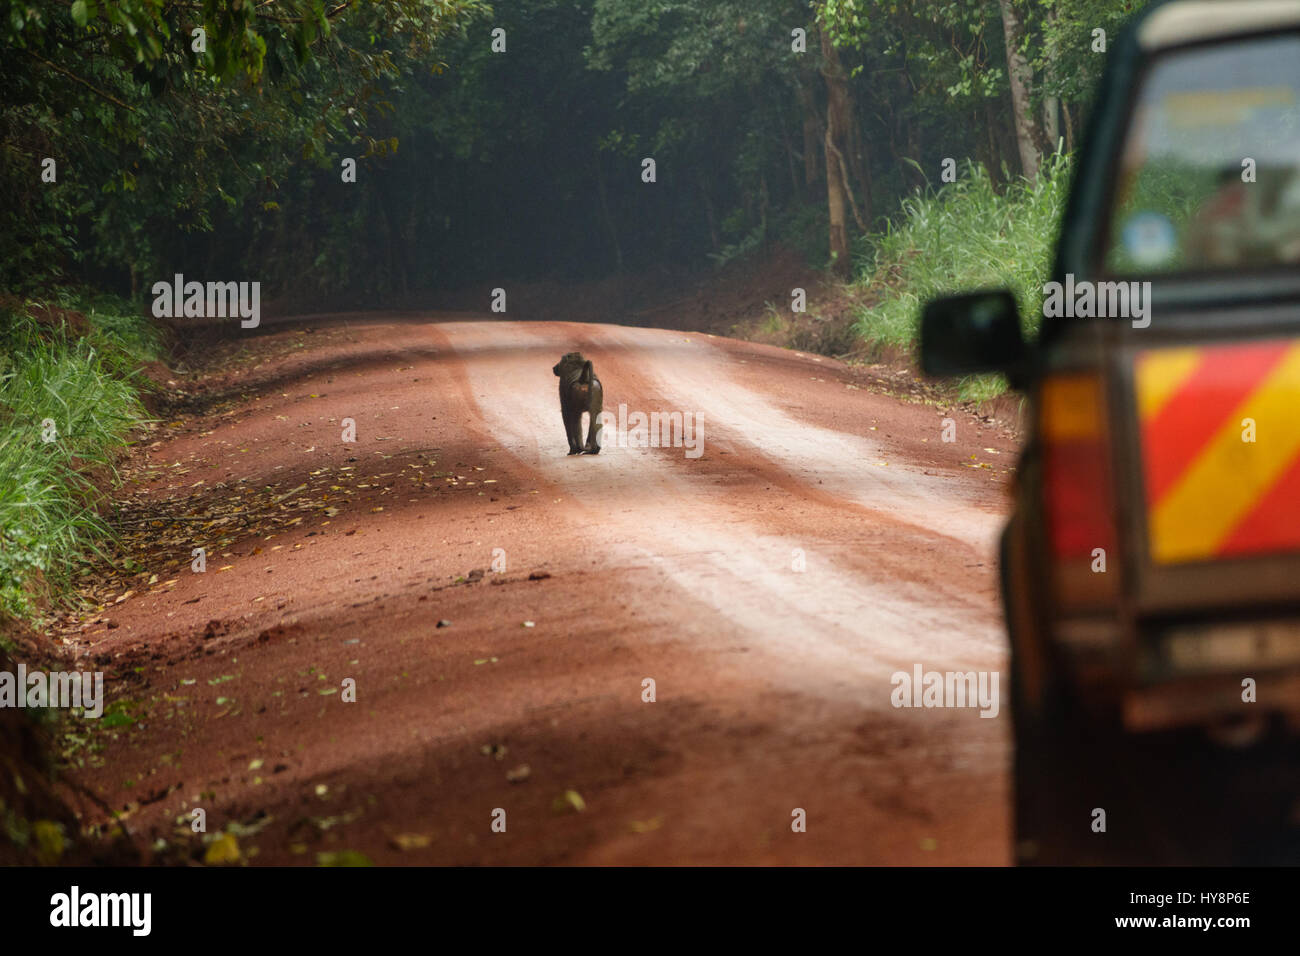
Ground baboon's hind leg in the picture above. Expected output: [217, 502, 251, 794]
[583, 382, 603, 454]
[563, 402, 583, 454]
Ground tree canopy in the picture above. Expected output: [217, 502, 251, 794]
[1, 0, 1145, 300]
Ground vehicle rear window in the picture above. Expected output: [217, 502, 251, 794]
[1104, 33, 1300, 276]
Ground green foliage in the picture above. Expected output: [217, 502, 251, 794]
[1, 0, 1142, 305]
[0, 297, 157, 620]
[821, 0, 1003, 103]
[0, 0, 485, 292]
[588, 0, 809, 97]
[1032, 0, 1143, 105]
[774, 200, 831, 266]
[586, 0, 813, 267]
[853, 151, 1071, 399]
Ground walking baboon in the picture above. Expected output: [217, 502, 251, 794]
[552, 351, 602, 455]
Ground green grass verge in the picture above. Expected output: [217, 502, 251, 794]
[851, 152, 1071, 401]
[0, 294, 161, 624]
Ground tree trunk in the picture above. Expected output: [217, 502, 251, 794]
[403, 201, 417, 296]
[820, 28, 856, 274]
[594, 154, 623, 273]
[797, 80, 822, 188]
[824, 128, 850, 275]
[997, 0, 1041, 180]
[376, 185, 400, 299]
[846, 105, 872, 224]
[905, 111, 923, 189]
[779, 107, 801, 197]
[699, 172, 720, 255]
[983, 98, 1006, 192]
[896, 71, 924, 191]
[663, 168, 674, 262]
[1041, 8, 1061, 155]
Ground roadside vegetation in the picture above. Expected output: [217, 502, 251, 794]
[850, 153, 1071, 400]
[0, 294, 160, 626]
[0, 292, 161, 862]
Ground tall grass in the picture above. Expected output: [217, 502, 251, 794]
[0, 297, 158, 623]
[852, 153, 1071, 400]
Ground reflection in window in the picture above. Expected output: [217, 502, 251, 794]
[1105, 35, 1300, 274]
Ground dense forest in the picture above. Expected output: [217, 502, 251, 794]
[2, 0, 1141, 305]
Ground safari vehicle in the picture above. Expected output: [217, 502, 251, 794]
[922, 0, 1300, 864]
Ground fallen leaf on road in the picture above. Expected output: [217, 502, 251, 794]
[553, 790, 586, 814]
[33, 821, 65, 863]
[317, 850, 373, 867]
[390, 833, 432, 851]
[204, 833, 240, 865]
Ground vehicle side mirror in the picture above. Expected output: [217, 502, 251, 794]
[920, 289, 1027, 382]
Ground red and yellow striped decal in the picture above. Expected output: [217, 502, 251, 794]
[1137, 339, 1300, 563]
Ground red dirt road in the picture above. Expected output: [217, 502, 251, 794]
[63, 313, 1017, 864]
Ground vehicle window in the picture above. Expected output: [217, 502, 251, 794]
[1104, 33, 1300, 275]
